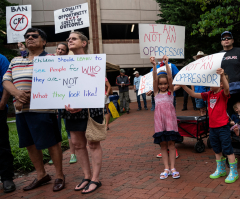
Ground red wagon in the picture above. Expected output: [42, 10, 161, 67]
[177, 115, 211, 153]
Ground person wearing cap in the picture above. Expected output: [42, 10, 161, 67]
[133, 71, 148, 111]
[220, 31, 240, 116]
[2, 28, 65, 192]
[116, 69, 131, 114]
[191, 51, 210, 116]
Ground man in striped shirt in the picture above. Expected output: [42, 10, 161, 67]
[2, 28, 65, 192]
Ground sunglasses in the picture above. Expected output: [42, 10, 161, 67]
[66, 37, 79, 42]
[221, 37, 232, 41]
[24, 34, 40, 39]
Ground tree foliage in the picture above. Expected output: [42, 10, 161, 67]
[0, 0, 18, 61]
[155, 0, 233, 64]
[190, 0, 240, 39]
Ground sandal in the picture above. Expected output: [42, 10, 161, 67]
[82, 181, 102, 194]
[160, 169, 171, 180]
[171, 168, 180, 179]
[74, 179, 91, 191]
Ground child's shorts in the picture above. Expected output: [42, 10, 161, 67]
[209, 125, 233, 155]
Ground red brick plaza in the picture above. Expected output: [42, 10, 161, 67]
[1, 97, 240, 199]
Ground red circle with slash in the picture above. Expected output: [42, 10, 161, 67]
[10, 14, 28, 31]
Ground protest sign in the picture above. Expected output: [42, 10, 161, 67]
[139, 24, 185, 59]
[30, 54, 106, 109]
[173, 52, 226, 87]
[6, 5, 31, 43]
[137, 64, 171, 95]
[54, 3, 89, 34]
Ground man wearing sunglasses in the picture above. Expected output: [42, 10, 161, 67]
[220, 31, 240, 116]
[2, 28, 65, 192]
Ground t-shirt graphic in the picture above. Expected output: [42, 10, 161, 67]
[210, 97, 217, 109]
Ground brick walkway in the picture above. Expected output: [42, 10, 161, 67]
[1, 97, 240, 199]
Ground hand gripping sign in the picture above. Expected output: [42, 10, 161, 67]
[139, 24, 185, 59]
[173, 52, 226, 87]
[6, 5, 32, 43]
[54, 3, 90, 34]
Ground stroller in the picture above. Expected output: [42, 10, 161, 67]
[177, 115, 210, 153]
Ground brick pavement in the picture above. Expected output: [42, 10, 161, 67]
[1, 97, 240, 199]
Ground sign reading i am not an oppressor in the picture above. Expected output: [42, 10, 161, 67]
[6, 5, 32, 43]
[139, 24, 185, 59]
[173, 53, 226, 87]
[30, 54, 106, 109]
[54, 3, 89, 34]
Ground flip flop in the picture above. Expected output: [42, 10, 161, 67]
[82, 181, 102, 194]
[74, 179, 91, 191]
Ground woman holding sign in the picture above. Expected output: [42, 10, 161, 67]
[64, 31, 103, 194]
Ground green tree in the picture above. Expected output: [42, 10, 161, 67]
[0, 0, 18, 60]
[155, 0, 223, 64]
[191, 0, 240, 40]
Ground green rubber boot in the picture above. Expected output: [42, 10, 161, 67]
[210, 157, 227, 179]
[225, 158, 239, 183]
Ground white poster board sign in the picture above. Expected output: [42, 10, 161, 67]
[30, 54, 106, 109]
[173, 53, 226, 86]
[6, 5, 31, 43]
[139, 24, 185, 59]
[54, 3, 89, 34]
[138, 64, 171, 95]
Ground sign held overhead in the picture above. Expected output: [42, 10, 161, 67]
[54, 3, 90, 34]
[6, 5, 32, 43]
[139, 24, 185, 59]
[173, 53, 226, 87]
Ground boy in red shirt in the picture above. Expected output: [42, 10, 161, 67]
[182, 68, 238, 184]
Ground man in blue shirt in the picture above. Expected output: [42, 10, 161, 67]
[133, 71, 148, 111]
[0, 54, 16, 193]
[149, 58, 179, 110]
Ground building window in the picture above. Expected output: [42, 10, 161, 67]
[102, 24, 138, 40]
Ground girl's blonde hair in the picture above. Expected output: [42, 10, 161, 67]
[69, 31, 88, 54]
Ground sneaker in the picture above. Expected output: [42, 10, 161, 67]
[127, 111, 129, 114]
[69, 154, 77, 164]
[137, 108, 142, 111]
[156, 150, 179, 159]
[145, 107, 148, 110]
[48, 159, 53, 164]
[156, 153, 162, 158]
[176, 149, 179, 159]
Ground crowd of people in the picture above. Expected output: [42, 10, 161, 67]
[0, 28, 240, 195]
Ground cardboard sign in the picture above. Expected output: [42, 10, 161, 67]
[54, 3, 89, 34]
[30, 54, 106, 109]
[139, 24, 185, 59]
[137, 65, 171, 95]
[173, 53, 226, 86]
[6, 5, 32, 43]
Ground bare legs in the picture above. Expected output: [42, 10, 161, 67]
[215, 152, 235, 163]
[70, 131, 102, 192]
[26, 143, 64, 180]
[160, 141, 178, 177]
[105, 104, 110, 130]
[68, 138, 75, 155]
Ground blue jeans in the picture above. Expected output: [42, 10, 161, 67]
[136, 90, 147, 109]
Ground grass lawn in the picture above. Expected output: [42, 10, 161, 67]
[8, 113, 123, 172]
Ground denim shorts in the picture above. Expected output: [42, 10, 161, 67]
[209, 125, 233, 155]
[195, 98, 207, 109]
[16, 112, 61, 150]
